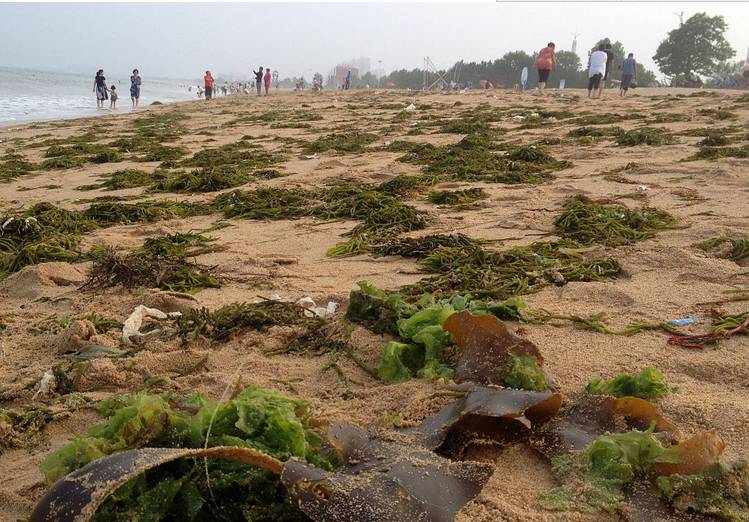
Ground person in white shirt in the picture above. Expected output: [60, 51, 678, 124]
[588, 44, 608, 98]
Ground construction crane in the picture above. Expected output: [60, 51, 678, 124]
[572, 31, 580, 54]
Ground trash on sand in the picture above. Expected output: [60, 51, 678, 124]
[405, 103, 417, 111]
[636, 185, 651, 193]
[667, 312, 749, 349]
[32, 369, 55, 401]
[122, 305, 180, 344]
[512, 115, 527, 121]
[302, 153, 318, 160]
[296, 296, 338, 318]
[667, 318, 696, 327]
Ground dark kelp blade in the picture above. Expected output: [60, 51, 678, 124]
[417, 383, 561, 455]
[621, 480, 712, 522]
[442, 311, 544, 385]
[30, 446, 283, 522]
[281, 421, 493, 522]
[531, 395, 677, 459]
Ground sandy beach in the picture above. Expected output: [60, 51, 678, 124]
[0, 87, 748, 521]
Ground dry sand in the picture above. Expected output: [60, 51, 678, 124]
[0, 87, 747, 521]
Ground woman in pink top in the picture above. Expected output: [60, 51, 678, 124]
[535, 42, 556, 94]
[264, 68, 272, 95]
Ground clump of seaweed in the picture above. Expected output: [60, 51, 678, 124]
[0, 152, 36, 182]
[554, 196, 677, 246]
[427, 187, 488, 206]
[567, 126, 624, 138]
[178, 300, 307, 340]
[303, 132, 378, 154]
[40, 387, 334, 521]
[377, 174, 440, 196]
[540, 425, 682, 513]
[697, 108, 738, 121]
[570, 114, 642, 126]
[76, 168, 156, 191]
[657, 459, 749, 520]
[685, 145, 749, 161]
[214, 188, 311, 220]
[40, 155, 86, 170]
[404, 240, 620, 300]
[397, 132, 568, 185]
[0, 406, 53, 449]
[586, 368, 675, 399]
[696, 236, 749, 263]
[83, 200, 210, 226]
[371, 233, 480, 258]
[83, 233, 220, 292]
[616, 127, 676, 146]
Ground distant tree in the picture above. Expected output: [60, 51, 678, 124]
[554, 50, 587, 88]
[707, 60, 745, 86]
[635, 63, 658, 87]
[653, 13, 734, 80]
[359, 71, 378, 88]
[313, 72, 323, 87]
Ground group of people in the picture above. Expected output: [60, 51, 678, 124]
[200, 67, 274, 100]
[534, 41, 638, 98]
[93, 69, 142, 109]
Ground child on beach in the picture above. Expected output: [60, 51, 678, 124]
[264, 67, 272, 95]
[109, 85, 118, 109]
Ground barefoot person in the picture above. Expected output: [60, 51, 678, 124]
[620, 53, 637, 96]
[129, 69, 142, 108]
[109, 85, 118, 109]
[263, 67, 272, 95]
[535, 42, 556, 94]
[93, 69, 108, 109]
[587, 44, 608, 98]
[204, 70, 214, 100]
[254, 67, 263, 95]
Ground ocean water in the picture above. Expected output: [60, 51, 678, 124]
[0, 67, 196, 126]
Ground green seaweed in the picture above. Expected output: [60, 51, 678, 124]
[554, 196, 677, 246]
[76, 168, 156, 191]
[371, 234, 480, 259]
[615, 127, 675, 147]
[214, 188, 311, 220]
[427, 188, 488, 206]
[303, 132, 378, 154]
[178, 301, 307, 341]
[504, 355, 548, 391]
[696, 236, 749, 263]
[657, 460, 749, 521]
[0, 152, 36, 182]
[586, 367, 674, 399]
[540, 425, 682, 513]
[40, 387, 333, 521]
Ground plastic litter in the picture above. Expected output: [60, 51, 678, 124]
[512, 115, 527, 121]
[405, 103, 416, 111]
[636, 185, 651, 193]
[122, 305, 181, 345]
[667, 318, 696, 327]
[302, 153, 318, 160]
[295, 296, 338, 318]
[32, 369, 56, 401]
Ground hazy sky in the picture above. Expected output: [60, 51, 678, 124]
[1, 2, 748, 80]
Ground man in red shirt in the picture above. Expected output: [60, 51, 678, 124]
[204, 70, 214, 100]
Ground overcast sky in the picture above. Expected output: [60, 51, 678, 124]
[1, 2, 748, 80]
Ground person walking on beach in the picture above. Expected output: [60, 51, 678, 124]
[620, 53, 637, 96]
[93, 69, 108, 109]
[345, 69, 352, 90]
[204, 70, 214, 100]
[109, 85, 118, 109]
[254, 67, 264, 95]
[603, 43, 615, 90]
[535, 42, 556, 94]
[264, 67, 272, 95]
[130, 69, 142, 108]
[588, 44, 608, 98]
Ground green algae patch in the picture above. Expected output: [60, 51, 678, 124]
[685, 145, 749, 161]
[40, 387, 334, 521]
[427, 187, 488, 207]
[586, 368, 675, 400]
[554, 196, 677, 246]
[505, 355, 548, 392]
[303, 132, 378, 154]
[214, 188, 312, 220]
[567, 126, 624, 138]
[616, 127, 676, 147]
[540, 426, 682, 513]
[372, 233, 480, 259]
[657, 460, 749, 520]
